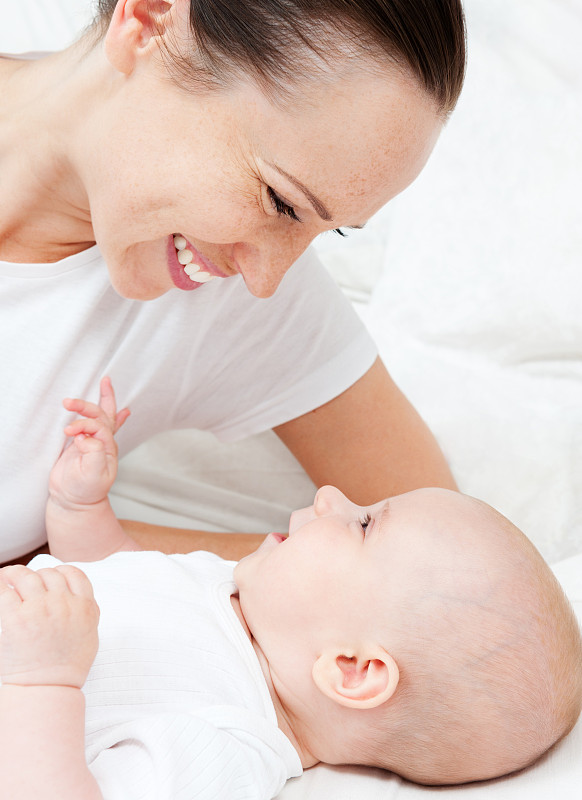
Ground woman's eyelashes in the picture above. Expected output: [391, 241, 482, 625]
[359, 513, 372, 536]
[266, 186, 348, 237]
[267, 186, 302, 222]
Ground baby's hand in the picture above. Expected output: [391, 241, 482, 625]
[49, 377, 130, 509]
[0, 565, 100, 688]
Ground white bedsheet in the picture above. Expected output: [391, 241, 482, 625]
[4, 1, 582, 797]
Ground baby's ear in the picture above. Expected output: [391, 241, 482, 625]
[312, 647, 399, 710]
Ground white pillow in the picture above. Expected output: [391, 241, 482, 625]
[0, 0, 92, 52]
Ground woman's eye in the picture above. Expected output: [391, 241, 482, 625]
[267, 186, 301, 222]
[359, 513, 372, 536]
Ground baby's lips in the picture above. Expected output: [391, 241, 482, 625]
[255, 532, 287, 554]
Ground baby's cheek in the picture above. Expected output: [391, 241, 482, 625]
[288, 506, 315, 534]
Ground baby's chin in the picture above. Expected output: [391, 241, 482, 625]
[235, 532, 287, 572]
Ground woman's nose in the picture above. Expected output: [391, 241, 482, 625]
[236, 229, 317, 298]
[314, 485, 349, 517]
[243, 261, 289, 298]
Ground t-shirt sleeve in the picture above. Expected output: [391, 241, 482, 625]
[88, 713, 289, 800]
[172, 246, 378, 441]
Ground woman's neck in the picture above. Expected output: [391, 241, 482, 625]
[0, 46, 97, 263]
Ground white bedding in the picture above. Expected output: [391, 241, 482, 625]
[4, 1, 582, 797]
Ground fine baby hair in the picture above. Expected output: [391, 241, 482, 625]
[92, 0, 466, 115]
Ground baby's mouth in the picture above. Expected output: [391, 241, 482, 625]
[173, 234, 217, 283]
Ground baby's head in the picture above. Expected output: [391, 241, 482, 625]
[235, 486, 582, 784]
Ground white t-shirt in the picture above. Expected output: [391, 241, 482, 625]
[0, 246, 377, 560]
[27, 550, 302, 800]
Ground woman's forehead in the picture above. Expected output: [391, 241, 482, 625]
[233, 71, 441, 219]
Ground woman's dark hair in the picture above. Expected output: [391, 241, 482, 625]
[94, 1, 466, 115]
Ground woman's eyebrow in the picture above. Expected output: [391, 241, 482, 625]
[268, 163, 333, 221]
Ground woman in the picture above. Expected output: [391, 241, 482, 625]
[0, 0, 465, 563]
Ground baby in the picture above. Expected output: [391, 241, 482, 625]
[0, 379, 580, 800]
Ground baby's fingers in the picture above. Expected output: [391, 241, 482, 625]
[64, 416, 108, 439]
[63, 396, 105, 421]
[63, 381, 129, 435]
[99, 377, 130, 433]
[54, 565, 97, 601]
[114, 405, 131, 433]
[98, 376, 117, 418]
[0, 565, 96, 602]
[71, 434, 108, 455]
[0, 569, 24, 615]
[63, 422, 111, 456]
[0, 566, 99, 688]
[64, 418, 110, 446]
[0, 565, 47, 600]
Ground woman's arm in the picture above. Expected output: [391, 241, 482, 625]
[119, 521, 266, 561]
[274, 356, 457, 502]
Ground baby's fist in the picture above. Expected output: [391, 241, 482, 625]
[0, 565, 100, 689]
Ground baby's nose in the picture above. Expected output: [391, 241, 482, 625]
[314, 485, 348, 516]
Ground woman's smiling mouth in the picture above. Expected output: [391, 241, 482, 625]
[167, 234, 231, 291]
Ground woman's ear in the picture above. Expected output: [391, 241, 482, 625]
[312, 646, 399, 710]
[104, 0, 177, 75]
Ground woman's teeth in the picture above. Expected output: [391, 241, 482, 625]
[173, 234, 215, 283]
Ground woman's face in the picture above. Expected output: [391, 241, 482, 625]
[84, 43, 441, 299]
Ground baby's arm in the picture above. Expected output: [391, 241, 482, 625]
[47, 377, 142, 561]
[0, 565, 103, 799]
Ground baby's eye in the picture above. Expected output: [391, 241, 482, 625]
[267, 186, 301, 222]
[359, 513, 371, 536]
[333, 228, 348, 237]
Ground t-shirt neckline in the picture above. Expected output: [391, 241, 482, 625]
[0, 244, 102, 277]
